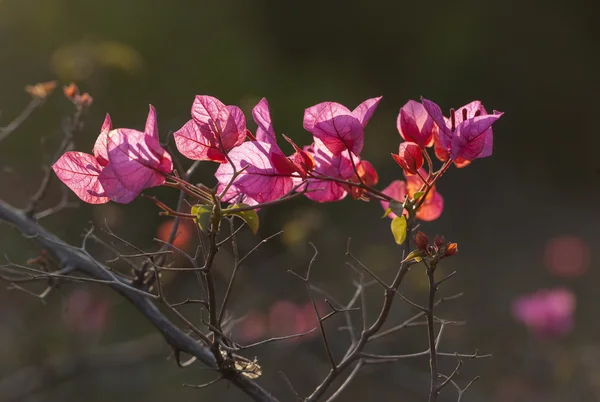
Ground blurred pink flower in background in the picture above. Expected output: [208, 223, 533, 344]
[512, 288, 576, 338]
[62, 289, 110, 334]
[236, 300, 325, 344]
[544, 235, 590, 278]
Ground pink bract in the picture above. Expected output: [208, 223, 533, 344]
[380, 168, 444, 221]
[173, 95, 247, 163]
[397, 100, 436, 148]
[303, 97, 381, 156]
[421, 98, 502, 162]
[53, 105, 172, 204]
[215, 98, 304, 204]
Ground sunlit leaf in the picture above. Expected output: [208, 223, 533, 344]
[191, 204, 213, 233]
[391, 215, 407, 245]
[226, 203, 259, 235]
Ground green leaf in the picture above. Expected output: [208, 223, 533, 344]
[412, 191, 425, 201]
[402, 249, 425, 263]
[389, 200, 405, 218]
[390, 216, 408, 245]
[191, 204, 212, 233]
[381, 207, 392, 218]
[227, 203, 259, 235]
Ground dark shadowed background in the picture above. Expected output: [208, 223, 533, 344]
[0, 0, 599, 401]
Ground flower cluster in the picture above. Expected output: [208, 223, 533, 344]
[52, 95, 502, 223]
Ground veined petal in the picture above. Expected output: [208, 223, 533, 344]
[52, 152, 109, 204]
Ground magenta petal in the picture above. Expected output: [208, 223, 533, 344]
[352, 96, 382, 128]
[224, 105, 248, 149]
[421, 98, 453, 149]
[215, 141, 294, 204]
[303, 180, 348, 202]
[311, 103, 364, 155]
[452, 113, 503, 160]
[380, 180, 408, 219]
[252, 98, 277, 145]
[417, 191, 444, 221]
[174, 119, 225, 163]
[93, 114, 112, 166]
[52, 152, 109, 204]
[303, 102, 329, 132]
[97, 164, 138, 204]
[106, 129, 171, 196]
[398, 100, 434, 148]
[144, 105, 159, 140]
[191, 95, 229, 132]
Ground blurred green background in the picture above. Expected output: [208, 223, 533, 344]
[0, 0, 599, 401]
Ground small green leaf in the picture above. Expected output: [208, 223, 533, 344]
[381, 207, 392, 218]
[389, 200, 405, 217]
[390, 215, 407, 245]
[191, 204, 212, 233]
[402, 249, 425, 263]
[227, 203, 259, 235]
[413, 191, 425, 201]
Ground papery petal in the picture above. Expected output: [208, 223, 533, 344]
[92, 114, 112, 166]
[191, 95, 230, 133]
[452, 113, 503, 160]
[283, 134, 314, 178]
[416, 191, 444, 221]
[144, 105, 159, 140]
[352, 96, 382, 128]
[225, 105, 248, 149]
[106, 129, 172, 197]
[302, 179, 348, 202]
[393, 142, 423, 174]
[310, 103, 364, 155]
[398, 100, 434, 148]
[253, 98, 276, 145]
[421, 98, 453, 149]
[215, 141, 295, 204]
[97, 164, 139, 204]
[380, 180, 407, 219]
[303, 103, 329, 132]
[52, 152, 109, 204]
[174, 120, 227, 163]
[357, 160, 378, 186]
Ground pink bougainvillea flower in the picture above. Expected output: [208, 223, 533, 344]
[512, 288, 576, 338]
[300, 141, 357, 203]
[303, 97, 381, 156]
[53, 114, 121, 204]
[421, 98, 502, 162]
[54, 106, 173, 204]
[215, 98, 306, 204]
[397, 100, 436, 148]
[392, 142, 423, 174]
[173, 95, 247, 163]
[234, 310, 268, 343]
[380, 168, 444, 221]
[99, 106, 173, 203]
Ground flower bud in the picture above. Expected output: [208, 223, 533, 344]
[63, 83, 79, 100]
[414, 231, 429, 251]
[78, 93, 94, 108]
[444, 243, 458, 257]
[392, 142, 423, 175]
[25, 81, 57, 100]
[434, 235, 445, 248]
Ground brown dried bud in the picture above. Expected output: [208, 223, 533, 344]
[25, 81, 57, 99]
[434, 235, 445, 248]
[444, 243, 458, 257]
[63, 83, 79, 100]
[414, 231, 429, 251]
[78, 93, 94, 108]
